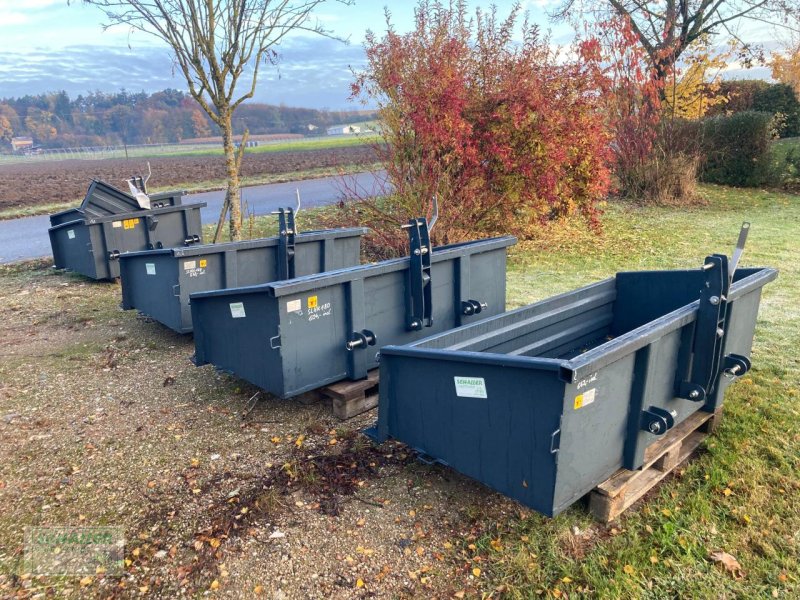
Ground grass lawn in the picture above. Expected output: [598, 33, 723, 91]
[483, 184, 800, 597]
[0, 183, 796, 598]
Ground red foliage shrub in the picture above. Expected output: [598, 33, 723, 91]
[330, 1, 614, 257]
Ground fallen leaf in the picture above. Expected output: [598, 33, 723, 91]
[79, 576, 93, 587]
[623, 564, 635, 575]
[490, 539, 502, 551]
[295, 435, 305, 448]
[210, 579, 220, 590]
[270, 436, 281, 444]
[139, 586, 149, 593]
[356, 518, 365, 527]
[709, 550, 744, 579]
[562, 576, 573, 583]
[649, 555, 659, 564]
[723, 487, 733, 497]
[356, 579, 365, 588]
[472, 567, 481, 577]
[190, 457, 200, 468]
[254, 585, 264, 595]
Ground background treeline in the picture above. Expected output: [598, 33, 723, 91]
[0, 89, 376, 148]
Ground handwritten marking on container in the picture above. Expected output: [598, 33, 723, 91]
[307, 301, 332, 322]
[576, 372, 598, 390]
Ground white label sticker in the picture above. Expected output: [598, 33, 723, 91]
[184, 260, 196, 270]
[112, 221, 122, 228]
[286, 299, 302, 313]
[229, 302, 246, 319]
[574, 387, 596, 410]
[145, 263, 156, 275]
[454, 376, 487, 399]
[67, 229, 75, 239]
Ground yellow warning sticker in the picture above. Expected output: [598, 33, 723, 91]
[307, 295, 318, 309]
[122, 218, 140, 230]
[199, 259, 207, 268]
[574, 388, 596, 410]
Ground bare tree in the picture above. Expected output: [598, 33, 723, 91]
[554, 1, 800, 84]
[81, 0, 351, 242]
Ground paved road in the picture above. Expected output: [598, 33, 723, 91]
[0, 171, 385, 264]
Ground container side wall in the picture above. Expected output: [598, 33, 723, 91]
[191, 293, 283, 392]
[706, 287, 764, 411]
[379, 356, 564, 517]
[275, 246, 509, 397]
[120, 255, 183, 331]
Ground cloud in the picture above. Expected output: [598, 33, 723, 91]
[0, 12, 29, 26]
[0, 37, 368, 109]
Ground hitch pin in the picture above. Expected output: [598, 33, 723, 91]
[724, 364, 742, 378]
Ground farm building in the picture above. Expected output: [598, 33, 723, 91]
[326, 124, 361, 135]
[11, 136, 34, 153]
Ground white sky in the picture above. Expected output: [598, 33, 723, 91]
[0, 0, 782, 109]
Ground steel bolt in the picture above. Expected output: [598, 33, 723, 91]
[689, 390, 700, 399]
[709, 296, 720, 305]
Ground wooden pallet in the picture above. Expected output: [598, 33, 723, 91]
[588, 408, 723, 523]
[320, 369, 380, 420]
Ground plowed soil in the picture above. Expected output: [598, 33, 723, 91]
[0, 145, 377, 210]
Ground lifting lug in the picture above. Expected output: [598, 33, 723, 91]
[641, 406, 677, 436]
[679, 382, 707, 402]
[108, 250, 121, 260]
[723, 353, 751, 378]
[346, 329, 377, 351]
[461, 299, 488, 316]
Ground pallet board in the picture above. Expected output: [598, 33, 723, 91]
[589, 408, 723, 523]
[320, 369, 380, 420]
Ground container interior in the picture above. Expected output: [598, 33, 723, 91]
[420, 267, 761, 360]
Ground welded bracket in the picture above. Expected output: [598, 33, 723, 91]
[276, 207, 296, 280]
[640, 406, 677, 436]
[403, 217, 433, 330]
[677, 253, 730, 402]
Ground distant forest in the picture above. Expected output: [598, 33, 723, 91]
[0, 89, 376, 149]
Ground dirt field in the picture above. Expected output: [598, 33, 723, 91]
[0, 260, 526, 599]
[0, 145, 377, 210]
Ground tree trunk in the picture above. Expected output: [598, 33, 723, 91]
[220, 113, 242, 242]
